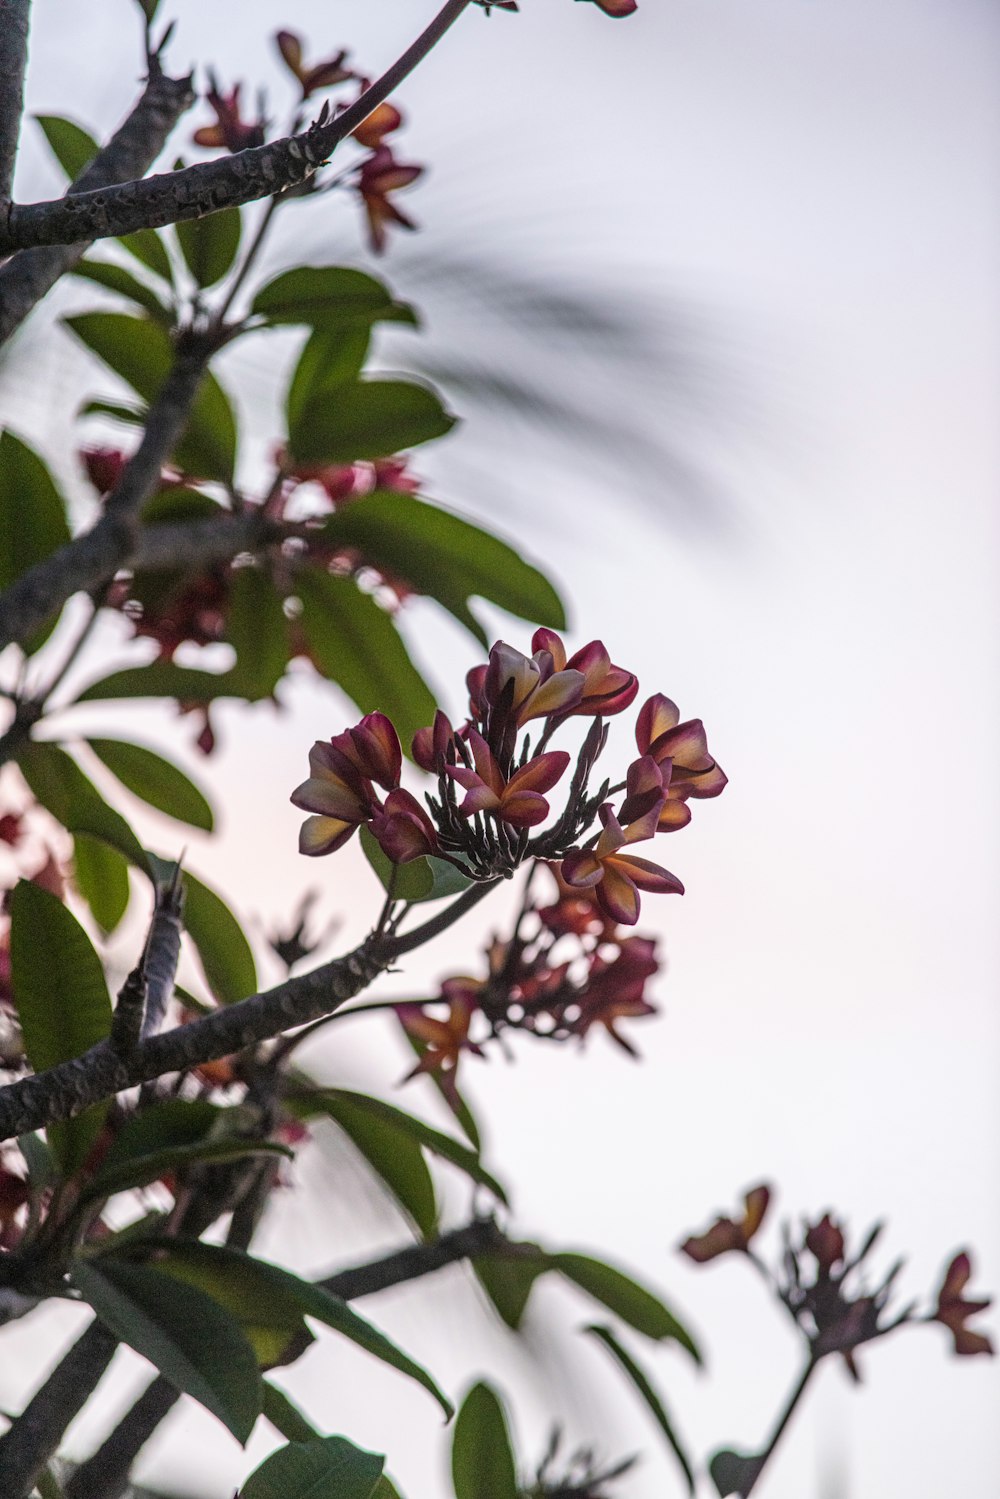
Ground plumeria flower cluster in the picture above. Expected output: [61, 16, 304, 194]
[292, 631, 726, 927]
[681, 1184, 994, 1374]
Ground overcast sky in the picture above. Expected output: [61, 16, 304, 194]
[2, 2, 998, 1496]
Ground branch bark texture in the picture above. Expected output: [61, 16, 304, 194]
[0, 0, 31, 206]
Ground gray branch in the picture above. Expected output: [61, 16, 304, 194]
[0, 0, 471, 256]
[0, 55, 194, 345]
[0, 0, 31, 207]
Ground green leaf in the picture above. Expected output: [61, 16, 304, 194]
[140, 486, 225, 525]
[302, 1089, 508, 1207]
[586, 1324, 695, 1495]
[224, 568, 289, 701]
[473, 1254, 546, 1332]
[451, 1383, 518, 1499]
[138, 1241, 454, 1418]
[372, 1480, 404, 1499]
[240, 1437, 384, 1499]
[118, 228, 174, 284]
[18, 741, 150, 871]
[64, 313, 237, 480]
[17, 1131, 55, 1191]
[135, 0, 162, 23]
[82, 1099, 290, 1203]
[287, 328, 372, 438]
[88, 737, 214, 831]
[316, 492, 565, 647]
[181, 870, 257, 1004]
[709, 1450, 764, 1498]
[75, 662, 241, 706]
[288, 379, 455, 467]
[262, 1381, 320, 1444]
[80, 398, 146, 428]
[69, 260, 171, 321]
[295, 570, 436, 747]
[8, 881, 113, 1174]
[73, 831, 131, 934]
[316, 1091, 437, 1239]
[549, 1254, 701, 1361]
[72, 1257, 262, 1442]
[35, 114, 97, 180]
[359, 827, 473, 906]
[252, 266, 416, 331]
[175, 207, 242, 289]
[0, 432, 72, 651]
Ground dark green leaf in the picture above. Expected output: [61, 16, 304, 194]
[17, 1131, 55, 1190]
[709, 1450, 764, 1498]
[316, 492, 565, 646]
[136, 0, 162, 22]
[372, 1480, 404, 1499]
[175, 207, 242, 289]
[240, 1437, 384, 1499]
[261, 1381, 320, 1444]
[224, 568, 289, 701]
[9, 881, 113, 1173]
[287, 328, 372, 438]
[80, 398, 146, 427]
[72, 1257, 262, 1441]
[288, 379, 454, 467]
[18, 741, 150, 871]
[83, 1099, 290, 1202]
[550, 1253, 701, 1361]
[35, 114, 98, 180]
[139, 1241, 453, 1417]
[295, 570, 436, 746]
[451, 1383, 518, 1499]
[181, 870, 257, 1004]
[586, 1324, 695, 1495]
[317, 1091, 437, 1239]
[140, 486, 225, 525]
[73, 832, 131, 933]
[69, 260, 171, 321]
[252, 266, 416, 331]
[75, 662, 241, 706]
[473, 1254, 546, 1331]
[303, 1088, 508, 1206]
[359, 827, 472, 905]
[118, 228, 173, 284]
[0, 432, 72, 651]
[88, 737, 214, 831]
[64, 313, 237, 480]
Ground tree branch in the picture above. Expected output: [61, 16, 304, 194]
[130, 509, 277, 572]
[0, 1320, 118, 1499]
[0, 0, 31, 207]
[0, 0, 471, 254]
[0, 54, 194, 345]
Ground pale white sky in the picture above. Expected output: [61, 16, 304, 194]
[1, 1, 998, 1496]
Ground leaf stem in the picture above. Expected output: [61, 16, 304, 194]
[743, 1357, 817, 1496]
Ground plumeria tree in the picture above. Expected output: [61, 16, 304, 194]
[0, 3, 990, 1498]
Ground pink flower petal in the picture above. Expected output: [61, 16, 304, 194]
[595, 865, 641, 925]
[299, 815, 355, 856]
[507, 750, 570, 797]
[636, 694, 680, 753]
[499, 790, 550, 828]
[607, 853, 684, 895]
[561, 850, 604, 888]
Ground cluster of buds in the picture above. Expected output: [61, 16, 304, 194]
[681, 1185, 994, 1372]
[293, 631, 726, 927]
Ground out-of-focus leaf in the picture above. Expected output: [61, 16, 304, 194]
[372, 1480, 404, 1499]
[359, 827, 473, 906]
[17, 1131, 55, 1191]
[297, 1088, 508, 1207]
[71, 1257, 262, 1441]
[288, 378, 454, 466]
[87, 737, 214, 831]
[139, 1240, 453, 1416]
[0, 432, 72, 652]
[8, 881, 113, 1174]
[73, 831, 131, 933]
[34, 114, 97, 179]
[709, 1449, 764, 1498]
[400, 1030, 481, 1150]
[181, 870, 257, 1004]
[451, 1383, 518, 1499]
[17, 741, 150, 871]
[313, 1090, 437, 1239]
[586, 1324, 695, 1494]
[118, 227, 173, 283]
[252, 266, 416, 330]
[224, 568, 289, 701]
[82, 1098, 290, 1203]
[549, 1253, 701, 1361]
[76, 662, 239, 705]
[64, 313, 237, 480]
[140, 486, 224, 525]
[80, 397, 146, 427]
[295, 569, 436, 746]
[135, 0, 162, 23]
[287, 327, 371, 437]
[240, 1437, 384, 1499]
[473, 1254, 546, 1332]
[175, 207, 242, 289]
[262, 1381, 320, 1444]
[316, 492, 565, 647]
[69, 260, 171, 321]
